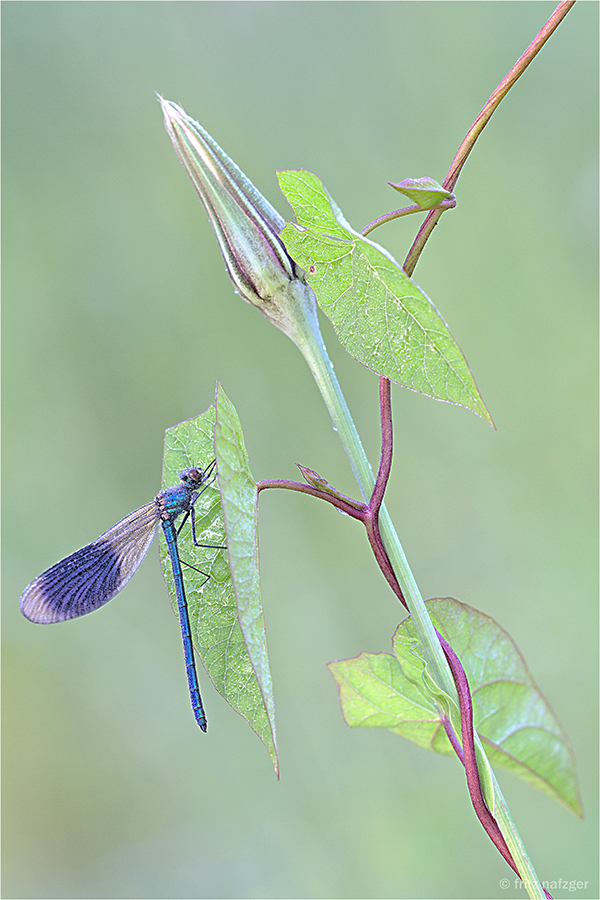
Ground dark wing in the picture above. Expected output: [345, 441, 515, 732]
[20, 502, 159, 624]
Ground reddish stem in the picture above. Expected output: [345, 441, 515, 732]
[257, 479, 365, 520]
[257, 386, 550, 889]
[361, 197, 456, 238]
[370, 378, 393, 514]
[362, 377, 408, 609]
[402, 0, 575, 278]
[363, 385, 522, 872]
[437, 632, 519, 875]
[257, 379, 547, 886]
[365, 383, 535, 884]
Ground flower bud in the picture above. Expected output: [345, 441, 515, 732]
[160, 97, 317, 340]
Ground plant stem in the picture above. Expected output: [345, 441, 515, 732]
[256, 478, 365, 519]
[293, 319, 456, 693]
[296, 315, 548, 900]
[258, 378, 547, 896]
[361, 197, 456, 237]
[403, 0, 575, 276]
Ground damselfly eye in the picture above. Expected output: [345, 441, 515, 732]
[182, 467, 202, 486]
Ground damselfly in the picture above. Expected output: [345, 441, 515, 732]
[20, 463, 224, 731]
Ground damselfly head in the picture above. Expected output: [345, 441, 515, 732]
[179, 467, 203, 487]
[179, 461, 216, 490]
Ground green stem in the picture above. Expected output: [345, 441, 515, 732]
[293, 320, 454, 696]
[295, 317, 545, 898]
[491, 780, 546, 900]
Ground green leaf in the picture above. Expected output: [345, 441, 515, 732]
[162, 405, 278, 775]
[389, 176, 453, 209]
[278, 170, 493, 426]
[214, 382, 278, 775]
[329, 598, 581, 815]
[327, 652, 442, 750]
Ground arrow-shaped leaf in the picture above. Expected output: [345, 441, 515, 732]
[329, 598, 581, 815]
[278, 169, 492, 426]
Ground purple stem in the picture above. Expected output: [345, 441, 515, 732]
[257, 379, 551, 894]
[438, 635, 553, 899]
[437, 632, 520, 875]
[370, 378, 393, 514]
[369, 381, 522, 872]
[362, 378, 410, 608]
[402, 0, 575, 279]
[257, 479, 365, 520]
[361, 197, 456, 238]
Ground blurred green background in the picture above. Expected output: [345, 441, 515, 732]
[3, 2, 597, 898]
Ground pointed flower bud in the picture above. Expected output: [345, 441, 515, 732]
[160, 96, 318, 343]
